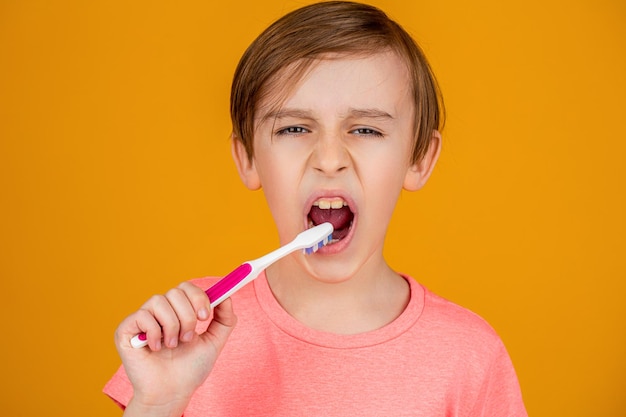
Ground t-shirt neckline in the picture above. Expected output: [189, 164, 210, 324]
[253, 271, 425, 349]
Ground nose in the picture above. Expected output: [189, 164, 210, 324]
[310, 132, 350, 175]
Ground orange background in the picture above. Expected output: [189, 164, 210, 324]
[1, 1, 625, 416]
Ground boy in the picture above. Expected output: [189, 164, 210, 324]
[105, 2, 527, 416]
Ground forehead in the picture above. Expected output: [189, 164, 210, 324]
[256, 51, 413, 122]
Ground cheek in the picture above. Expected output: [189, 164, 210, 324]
[369, 168, 405, 207]
[254, 135, 315, 187]
[255, 149, 302, 189]
[363, 143, 411, 184]
[361, 152, 410, 214]
[254, 151, 304, 218]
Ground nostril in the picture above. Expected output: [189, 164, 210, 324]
[314, 157, 350, 174]
[314, 164, 348, 173]
[311, 140, 351, 174]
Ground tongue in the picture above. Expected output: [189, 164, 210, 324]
[309, 206, 353, 232]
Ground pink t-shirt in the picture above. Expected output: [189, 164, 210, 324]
[104, 273, 527, 416]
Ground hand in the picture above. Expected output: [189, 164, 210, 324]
[114, 281, 237, 416]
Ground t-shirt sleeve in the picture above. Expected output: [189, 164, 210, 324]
[103, 365, 133, 410]
[470, 340, 528, 417]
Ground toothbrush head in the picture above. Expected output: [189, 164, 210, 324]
[297, 222, 334, 255]
[304, 233, 333, 254]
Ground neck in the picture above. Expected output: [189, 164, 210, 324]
[265, 256, 410, 334]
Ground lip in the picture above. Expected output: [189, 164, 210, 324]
[304, 190, 357, 255]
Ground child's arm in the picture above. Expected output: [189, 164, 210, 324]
[114, 281, 237, 417]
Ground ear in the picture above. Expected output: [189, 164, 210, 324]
[231, 135, 261, 190]
[403, 130, 442, 191]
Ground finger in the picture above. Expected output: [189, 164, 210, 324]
[164, 285, 203, 344]
[178, 281, 212, 322]
[115, 308, 163, 352]
[160, 287, 197, 347]
[143, 293, 181, 349]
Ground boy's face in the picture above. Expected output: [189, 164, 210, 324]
[233, 51, 439, 282]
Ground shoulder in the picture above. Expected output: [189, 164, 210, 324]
[412, 281, 505, 357]
[423, 288, 498, 335]
[416, 289, 529, 415]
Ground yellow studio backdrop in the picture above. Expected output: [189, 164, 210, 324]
[0, 0, 624, 415]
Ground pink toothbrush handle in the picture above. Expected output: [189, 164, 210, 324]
[206, 263, 252, 304]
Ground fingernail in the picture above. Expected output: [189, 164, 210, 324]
[198, 308, 209, 320]
[183, 331, 194, 342]
[168, 338, 178, 348]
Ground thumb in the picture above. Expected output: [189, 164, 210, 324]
[200, 298, 237, 353]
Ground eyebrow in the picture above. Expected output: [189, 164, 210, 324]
[347, 108, 395, 120]
[262, 108, 315, 122]
[261, 107, 395, 122]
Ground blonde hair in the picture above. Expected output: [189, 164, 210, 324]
[230, 1, 444, 163]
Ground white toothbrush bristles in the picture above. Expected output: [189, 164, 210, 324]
[304, 233, 333, 255]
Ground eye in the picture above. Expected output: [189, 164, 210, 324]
[351, 127, 384, 138]
[275, 126, 310, 136]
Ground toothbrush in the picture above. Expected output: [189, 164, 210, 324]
[130, 222, 334, 349]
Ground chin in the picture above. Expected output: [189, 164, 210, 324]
[298, 250, 362, 284]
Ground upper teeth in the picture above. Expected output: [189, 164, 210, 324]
[313, 198, 347, 209]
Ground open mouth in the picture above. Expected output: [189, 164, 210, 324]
[307, 197, 355, 243]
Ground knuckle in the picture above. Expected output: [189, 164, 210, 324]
[179, 313, 197, 329]
[144, 294, 166, 309]
[177, 281, 191, 290]
[179, 281, 208, 305]
[134, 309, 160, 331]
[165, 287, 184, 300]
